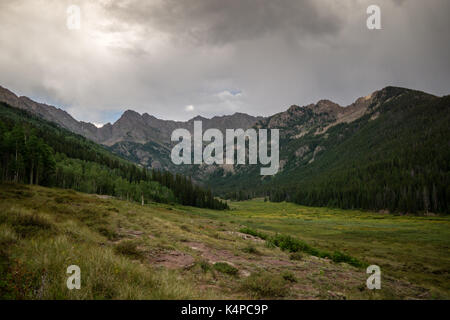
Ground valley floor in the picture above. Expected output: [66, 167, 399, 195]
[0, 184, 448, 299]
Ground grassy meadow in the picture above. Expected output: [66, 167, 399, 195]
[196, 199, 450, 298]
[0, 183, 448, 299]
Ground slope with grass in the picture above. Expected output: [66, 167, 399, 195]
[1, 184, 447, 299]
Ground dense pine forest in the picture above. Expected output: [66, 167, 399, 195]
[273, 91, 449, 213]
[218, 88, 450, 214]
[0, 103, 228, 210]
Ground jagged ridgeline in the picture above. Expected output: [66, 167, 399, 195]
[0, 103, 228, 210]
[216, 87, 450, 214]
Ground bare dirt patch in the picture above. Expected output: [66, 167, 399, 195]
[184, 241, 242, 264]
[110, 228, 145, 244]
[94, 194, 113, 199]
[118, 228, 144, 238]
[263, 258, 295, 267]
[148, 250, 195, 269]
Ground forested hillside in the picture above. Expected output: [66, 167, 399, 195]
[215, 88, 450, 214]
[1, 86, 448, 214]
[0, 103, 228, 210]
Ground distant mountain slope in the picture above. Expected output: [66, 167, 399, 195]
[0, 102, 228, 209]
[102, 110, 262, 171]
[0, 85, 101, 140]
[0, 85, 262, 170]
[212, 87, 450, 213]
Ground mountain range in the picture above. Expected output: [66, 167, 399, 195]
[0, 84, 448, 213]
[0, 85, 262, 170]
[0, 84, 394, 172]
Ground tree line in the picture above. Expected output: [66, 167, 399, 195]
[0, 104, 228, 210]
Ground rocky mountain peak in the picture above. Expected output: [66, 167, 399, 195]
[287, 105, 301, 112]
[190, 115, 208, 122]
[312, 99, 341, 115]
[142, 113, 157, 120]
[114, 109, 144, 126]
[121, 109, 141, 118]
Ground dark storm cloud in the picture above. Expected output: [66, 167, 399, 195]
[103, 0, 344, 45]
[0, 0, 449, 124]
[392, 0, 407, 6]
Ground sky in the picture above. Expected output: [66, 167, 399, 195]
[0, 0, 449, 125]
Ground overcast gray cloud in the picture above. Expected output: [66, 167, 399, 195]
[103, 0, 344, 45]
[0, 0, 449, 124]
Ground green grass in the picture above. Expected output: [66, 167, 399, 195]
[241, 272, 289, 298]
[114, 240, 144, 259]
[1, 184, 449, 299]
[183, 198, 450, 298]
[0, 185, 212, 299]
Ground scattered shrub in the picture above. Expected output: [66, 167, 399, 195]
[281, 271, 297, 283]
[239, 227, 269, 240]
[289, 252, 302, 261]
[213, 262, 238, 276]
[198, 261, 212, 273]
[114, 241, 143, 259]
[96, 226, 119, 241]
[268, 234, 364, 268]
[329, 251, 364, 268]
[242, 245, 261, 255]
[268, 234, 318, 255]
[54, 195, 78, 204]
[241, 272, 288, 298]
[180, 225, 190, 232]
[0, 210, 55, 238]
